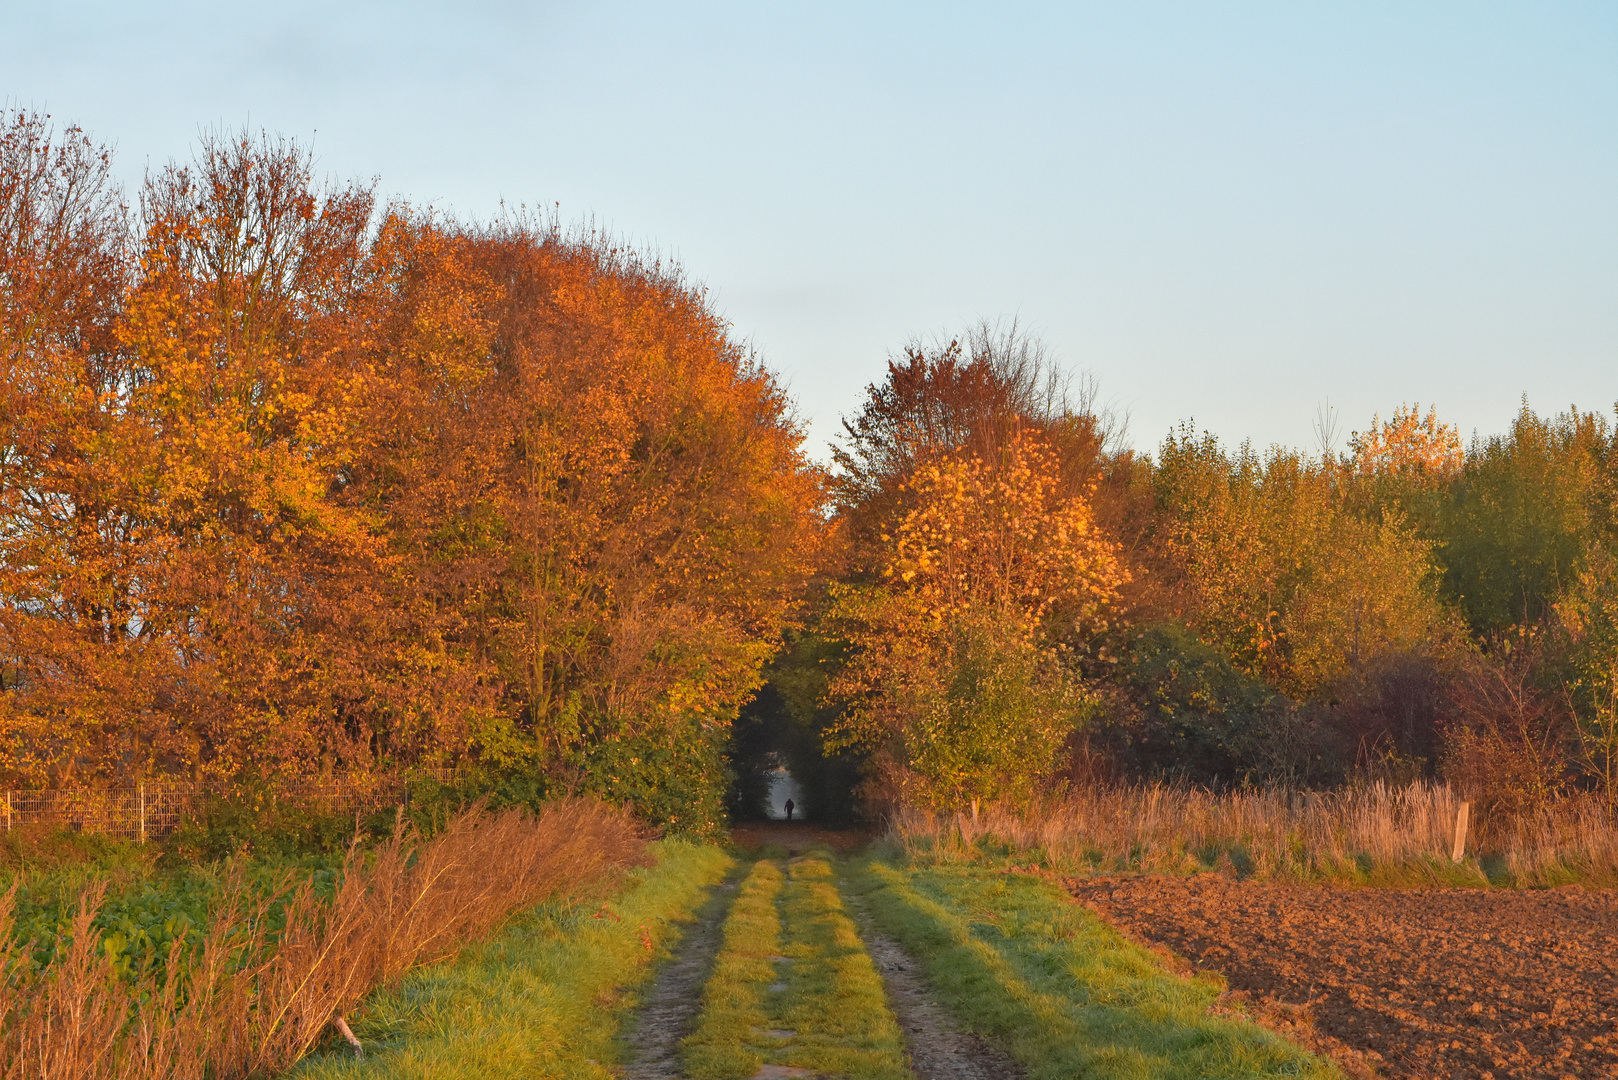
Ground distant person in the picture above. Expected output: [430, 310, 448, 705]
[784, 798, 795, 822]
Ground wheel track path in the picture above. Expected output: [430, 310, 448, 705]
[841, 881, 1026, 1080]
[622, 846, 1025, 1080]
[621, 873, 740, 1080]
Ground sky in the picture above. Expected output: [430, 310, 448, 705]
[5, 2, 1615, 459]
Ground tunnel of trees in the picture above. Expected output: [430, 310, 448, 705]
[726, 633, 864, 826]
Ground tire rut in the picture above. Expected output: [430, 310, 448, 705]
[620, 874, 740, 1080]
[841, 886, 1025, 1080]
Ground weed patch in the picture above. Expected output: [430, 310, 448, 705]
[0, 798, 642, 1078]
[890, 784, 1618, 887]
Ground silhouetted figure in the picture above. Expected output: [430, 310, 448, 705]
[784, 798, 795, 822]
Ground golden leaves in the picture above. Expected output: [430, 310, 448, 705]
[881, 433, 1128, 639]
[1351, 403, 1463, 481]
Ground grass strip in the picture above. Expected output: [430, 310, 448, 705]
[773, 852, 908, 1080]
[291, 840, 732, 1080]
[680, 857, 783, 1080]
[854, 855, 1343, 1080]
[682, 850, 909, 1080]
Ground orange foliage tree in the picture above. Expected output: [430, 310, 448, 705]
[0, 116, 824, 828]
[826, 433, 1126, 810]
[1350, 403, 1463, 482]
[0, 121, 426, 787]
[354, 214, 824, 829]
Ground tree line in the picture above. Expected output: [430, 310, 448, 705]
[802, 329, 1618, 821]
[0, 115, 820, 832]
[4, 112, 1615, 830]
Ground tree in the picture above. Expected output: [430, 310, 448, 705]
[825, 433, 1125, 810]
[1438, 404, 1612, 637]
[832, 321, 1123, 552]
[0, 123, 411, 787]
[1152, 426, 1455, 699]
[0, 117, 826, 826]
[360, 215, 826, 832]
[0, 110, 139, 784]
[1350, 403, 1463, 482]
[1556, 546, 1618, 810]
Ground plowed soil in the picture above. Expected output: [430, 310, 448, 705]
[1069, 875, 1618, 1080]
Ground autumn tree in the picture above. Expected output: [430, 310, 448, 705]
[0, 120, 431, 787]
[1350, 403, 1464, 482]
[832, 321, 1127, 553]
[1152, 427, 1456, 700]
[359, 214, 824, 832]
[825, 433, 1126, 810]
[0, 111, 135, 784]
[1, 117, 824, 825]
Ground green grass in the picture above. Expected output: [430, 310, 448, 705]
[681, 857, 784, 1079]
[853, 853, 1343, 1080]
[773, 853, 908, 1079]
[292, 840, 732, 1080]
[683, 850, 909, 1080]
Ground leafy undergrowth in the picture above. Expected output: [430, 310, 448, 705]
[6, 852, 346, 981]
[854, 852, 1344, 1080]
[682, 849, 908, 1080]
[293, 841, 732, 1080]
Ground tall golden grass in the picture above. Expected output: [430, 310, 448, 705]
[0, 796, 644, 1079]
[892, 783, 1618, 886]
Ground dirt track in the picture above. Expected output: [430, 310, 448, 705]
[621, 874, 737, 1080]
[731, 823, 1022, 1080]
[1070, 874, 1618, 1080]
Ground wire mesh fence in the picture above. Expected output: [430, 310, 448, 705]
[0, 770, 457, 841]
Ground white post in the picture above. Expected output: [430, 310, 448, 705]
[139, 783, 146, 843]
[1451, 801, 1471, 861]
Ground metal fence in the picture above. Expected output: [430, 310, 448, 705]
[0, 771, 457, 842]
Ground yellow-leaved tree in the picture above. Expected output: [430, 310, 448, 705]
[825, 433, 1126, 811]
[1154, 427, 1457, 700]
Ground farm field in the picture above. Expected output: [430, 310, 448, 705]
[1071, 873, 1618, 1080]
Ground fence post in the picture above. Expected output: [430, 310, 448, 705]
[139, 782, 147, 844]
[4, 791, 9, 833]
[1451, 801, 1471, 861]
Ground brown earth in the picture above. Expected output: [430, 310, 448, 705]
[728, 822, 874, 853]
[1068, 874, 1618, 1080]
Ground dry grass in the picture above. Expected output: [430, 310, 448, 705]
[891, 783, 1618, 886]
[0, 796, 645, 1079]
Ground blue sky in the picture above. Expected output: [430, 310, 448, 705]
[6, 2, 1614, 458]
